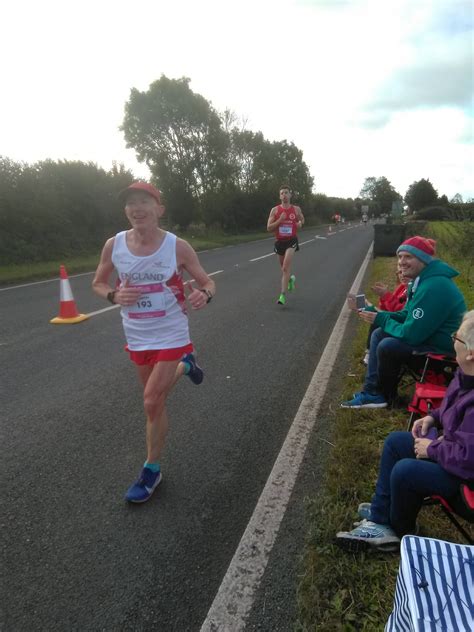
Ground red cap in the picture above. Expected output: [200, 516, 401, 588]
[118, 182, 161, 205]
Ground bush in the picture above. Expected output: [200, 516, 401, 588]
[414, 206, 448, 220]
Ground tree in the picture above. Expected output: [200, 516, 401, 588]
[450, 193, 463, 204]
[359, 176, 402, 216]
[0, 157, 134, 265]
[404, 179, 438, 212]
[121, 75, 230, 227]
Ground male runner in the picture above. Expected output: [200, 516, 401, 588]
[92, 182, 215, 503]
[267, 185, 304, 305]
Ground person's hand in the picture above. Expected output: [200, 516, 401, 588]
[372, 282, 388, 297]
[411, 415, 435, 439]
[115, 278, 142, 306]
[358, 310, 377, 323]
[186, 281, 208, 310]
[414, 437, 432, 459]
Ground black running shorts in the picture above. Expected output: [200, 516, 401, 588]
[274, 237, 299, 256]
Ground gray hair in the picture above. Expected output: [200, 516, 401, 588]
[461, 310, 474, 348]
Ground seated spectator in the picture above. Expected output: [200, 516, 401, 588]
[342, 236, 466, 408]
[362, 267, 410, 365]
[335, 310, 474, 552]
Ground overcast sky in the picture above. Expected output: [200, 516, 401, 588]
[1, 0, 472, 200]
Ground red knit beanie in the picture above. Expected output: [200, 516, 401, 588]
[397, 236, 436, 264]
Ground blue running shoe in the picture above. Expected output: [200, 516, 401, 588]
[340, 392, 387, 409]
[335, 520, 400, 552]
[125, 467, 162, 503]
[182, 353, 204, 385]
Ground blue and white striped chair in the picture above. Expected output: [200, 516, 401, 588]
[386, 535, 473, 632]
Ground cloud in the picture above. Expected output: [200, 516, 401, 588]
[358, 54, 473, 128]
[357, 0, 473, 128]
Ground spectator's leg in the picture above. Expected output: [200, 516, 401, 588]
[370, 431, 415, 525]
[390, 459, 461, 536]
[362, 327, 390, 395]
[365, 323, 376, 352]
[376, 336, 420, 403]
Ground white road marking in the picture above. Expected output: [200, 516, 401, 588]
[0, 270, 94, 292]
[200, 243, 374, 632]
[250, 253, 275, 262]
[315, 235, 327, 240]
[250, 239, 315, 262]
[87, 304, 120, 317]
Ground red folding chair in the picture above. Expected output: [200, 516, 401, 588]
[428, 483, 474, 545]
[406, 353, 457, 430]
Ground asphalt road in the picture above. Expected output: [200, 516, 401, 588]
[1, 223, 373, 631]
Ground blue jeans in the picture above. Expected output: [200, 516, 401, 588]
[363, 328, 436, 400]
[370, 431, 461, 536]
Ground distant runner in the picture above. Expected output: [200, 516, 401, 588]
[267, 185, 304, 305]
[92, 182, 215, 503]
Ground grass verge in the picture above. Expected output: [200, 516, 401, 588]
[0, 230, 270, 285]
[296, 245, 473, 631]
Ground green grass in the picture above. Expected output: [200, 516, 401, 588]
[295, 251, 473, 632]
[0, 230, 271, 285]
[425, 222, 474, 304]
[0, 255, 103, 285]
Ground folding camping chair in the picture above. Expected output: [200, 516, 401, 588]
[386, 535, 474, 631]
[405, 353, 457, 430]
[427, 483, 474, 545]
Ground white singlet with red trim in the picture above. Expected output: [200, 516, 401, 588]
[112, 231, 190, 351]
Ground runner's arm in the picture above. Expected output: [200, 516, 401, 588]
[177, 239, 216, 298]
[92, 238, 116, 299]
[267, 207, 283, 232]
[92, 238, 141, 305]
[296, 206, 305, 228]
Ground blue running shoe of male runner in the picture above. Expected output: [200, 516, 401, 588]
[182, 353, 204, 385]
[125, 467, 162, 503]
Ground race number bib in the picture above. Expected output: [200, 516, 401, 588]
[125, 283, 166, 319]
[279, 224, 293, 236]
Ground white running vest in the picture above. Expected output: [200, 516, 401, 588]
[111, 231, 190, 351]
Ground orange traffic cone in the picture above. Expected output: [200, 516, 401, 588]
[50, 265, 89, 324]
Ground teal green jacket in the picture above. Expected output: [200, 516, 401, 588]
[373, 260, 467, 354]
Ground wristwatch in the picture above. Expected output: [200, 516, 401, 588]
[106, 290, 116, 304]
[200, 288, 213, 304]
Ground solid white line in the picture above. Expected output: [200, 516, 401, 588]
[299, 238, 315, 246]
[200, 243, 374, 632]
